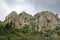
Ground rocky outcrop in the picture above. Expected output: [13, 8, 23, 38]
[4, 11, 17, 23]
[4, 11, 59, 31]
[4, 11, 33, 29]
[34, 11, 58, 31]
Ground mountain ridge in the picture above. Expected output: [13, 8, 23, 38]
[0, 11, 60, 40]
[3, 11, 60, 31]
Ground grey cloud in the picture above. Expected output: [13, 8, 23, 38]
[5, 0, 29, 6]
[1, 0, 60, 14]
[0, 0, 60, 21]
[29, 0, 60, 14]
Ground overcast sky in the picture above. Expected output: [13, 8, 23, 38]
[0, 0, 60, 21]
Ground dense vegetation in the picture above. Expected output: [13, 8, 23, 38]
[0, 22, 60, 40]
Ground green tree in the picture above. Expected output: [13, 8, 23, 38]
[4, 22, 16, 34]
[20, 25, 30, 33]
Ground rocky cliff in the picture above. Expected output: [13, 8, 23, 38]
[34, 11, 58, 31]
[4, 11, 32, 29]
[4, 11, 60, 31]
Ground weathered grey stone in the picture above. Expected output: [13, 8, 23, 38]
[34, 11, 58, 31]
[4, 11, 59, 31]
[4, 11, 33, 29]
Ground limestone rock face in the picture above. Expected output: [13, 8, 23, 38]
[34, 11, 58, 31]
[5, 11, 17, 23]
[4, 11, 32, 29]
[16, 11, 32, 28]
[4, 11, 59, 30]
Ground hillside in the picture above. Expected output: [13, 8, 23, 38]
[4, 11, 59, 30]
[0, 11, 60, 40]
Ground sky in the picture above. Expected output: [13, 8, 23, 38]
[0, 0, 60, 21]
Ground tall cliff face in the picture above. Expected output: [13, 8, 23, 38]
[34, 11, 58, 31]
[4, 11, 59, 31]
[5, 11, 17, 23]
[4, 11, 33, 29]
[16, 11, 33, 28]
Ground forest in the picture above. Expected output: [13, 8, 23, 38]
[0, 22, 60, 40]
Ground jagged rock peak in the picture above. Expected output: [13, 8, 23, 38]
[9, 11, 17, 15]
[5, 11, 17, 18]
[4, 11, 33, 29]
[5, 11, 18, 23]
[40, 11, 52, 13]
[20, 11, 27, 14]
[35, 11, 54, 15]
[19, 11, 32, 16]
[34, 11, 58, 18]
